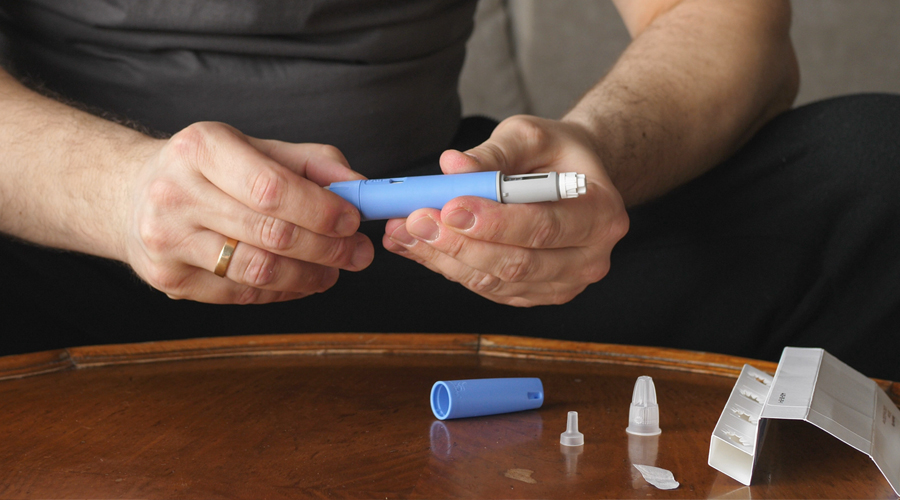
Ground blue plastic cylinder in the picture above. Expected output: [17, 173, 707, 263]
[430, 378, 544, 420]
[328, 171, 500, 220]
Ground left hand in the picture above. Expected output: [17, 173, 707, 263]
[383, 115, 629, 306]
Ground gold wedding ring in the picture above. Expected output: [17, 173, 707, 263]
[214, 237, 239, 277]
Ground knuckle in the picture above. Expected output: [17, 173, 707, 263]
[498, 251, 534, 283]
[166, 122, 215, 168]
[542, 284, 582, 306]
[314, 236, 355, 267]
[136, 210, 180, 255]
[256, 215, 298, 251]
[145, 265, 189, 295]
[475, 214, 508, 244]
[580, 259, 610, 284]
[317, 144, 348, 165]
[236, 286, 262, 305]
[138, 226, 170, 256]
[590, 198, 630, 246]
[248, 169, 288, 214]
[464, 270, 502, 294]
[144, 177, 189, 213]
[529, 216, 561, 248]
[440, 234, 467, 260]
[136, 218, 168, 255]
[609, 211, 630, 242]
[506, 297, 536, 308]
[479, 142, 510, 170]
[315, 267, 340, 292]
[547, 292, 578, 306]
[501, 115, 550, 149]
[240, 250, 278, 287]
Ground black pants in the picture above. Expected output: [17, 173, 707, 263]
[3, 94, 899, 379]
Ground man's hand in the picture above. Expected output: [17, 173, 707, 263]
[0, 72, 372, 305]
[380, 0, 797, 306]
[383, 115, 628, 307]
[126, 122, 374, 304]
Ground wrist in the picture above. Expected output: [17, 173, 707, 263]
[562, 95, 670, 207]
[110, 134, 165, 263]
[560, 111, 619, 186]
[0, 71, 168, 262]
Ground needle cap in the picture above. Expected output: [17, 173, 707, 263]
[626, 375, 661, 436]
[560, 411, 585, 446]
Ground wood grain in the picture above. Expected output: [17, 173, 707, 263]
[480, 335, 781, 377]
[0, 348, 71, 379]
[0, 334, 895, 499]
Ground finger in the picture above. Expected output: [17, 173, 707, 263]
[385, 213, 549, 282]
[384, 221, 509, 294]
[383, 223, 583, 306]
[166, 123, 360, 237]
[191, 181, 373, 270]
[247, 138, 367, 187]
[438, 186, 609, 249]
[180, 231, 342, 295]
[440, 116, 561, 175]
[164, 266, 310, 305]
[400, 210, 608, 284]
[208, 124, 365, 186]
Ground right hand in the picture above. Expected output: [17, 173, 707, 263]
[124, 122, 373, 304]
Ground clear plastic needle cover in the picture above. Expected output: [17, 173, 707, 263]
[626, 375, 661, 436]
[560, 411, 585, 446]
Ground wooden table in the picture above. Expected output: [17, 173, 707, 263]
[0, 334, 897, 499]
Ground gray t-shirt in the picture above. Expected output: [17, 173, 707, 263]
[1, 0, 477, 176]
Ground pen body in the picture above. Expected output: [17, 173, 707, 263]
[327, 170, 583, 221]
[328, 171, 500, 220]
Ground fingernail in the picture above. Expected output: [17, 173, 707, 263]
[464, 152, 480, 163]
[350, 238, 373, 270]
[389, 224, 416, 246]
[336, 211, 359, 236]
[408, 216, 440, 241]
[445, 208, 475, 230]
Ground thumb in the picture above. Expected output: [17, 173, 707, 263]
[440, 115, 558, 175]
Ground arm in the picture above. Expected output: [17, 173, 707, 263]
[0, 68, 373, 303]
[0, 69, 154, 259]
[569, 0, 799, 205]
[384, 0, 798, 305]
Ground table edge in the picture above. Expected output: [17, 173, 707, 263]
[0, 333, 895, 401]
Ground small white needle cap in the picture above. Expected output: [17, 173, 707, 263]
[560, 411, 585, 446]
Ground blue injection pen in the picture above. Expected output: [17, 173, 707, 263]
[327, 171, 586, 221]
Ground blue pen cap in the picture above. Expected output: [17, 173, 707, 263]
[430, 378, 544, 420]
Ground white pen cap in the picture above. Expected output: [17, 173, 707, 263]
[559, 172, 587, 199]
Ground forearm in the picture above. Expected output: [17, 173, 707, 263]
[0, 68, 158, 260]
[564, 0, 799, 206]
